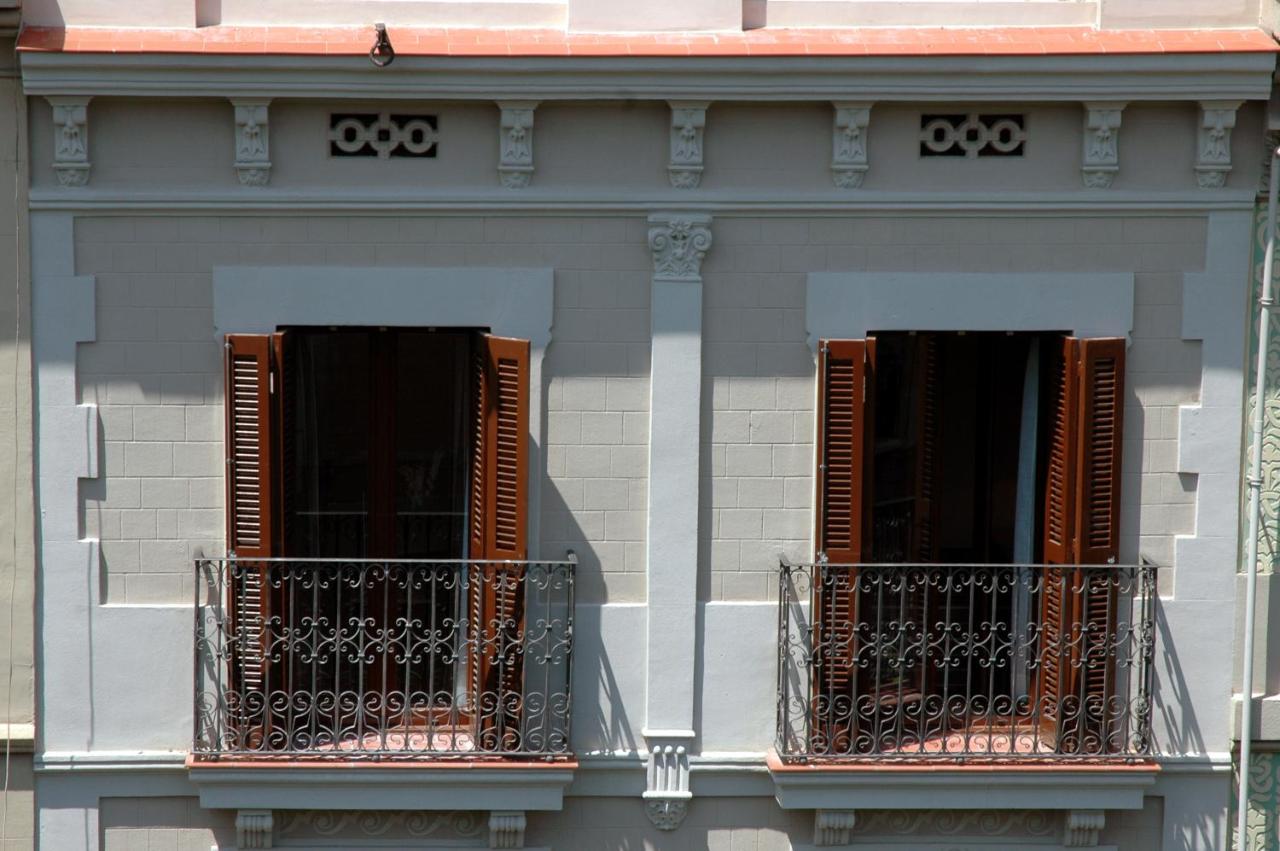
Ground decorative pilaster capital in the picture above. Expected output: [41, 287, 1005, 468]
[1081, 102, 1126, 189]
[1063, 809, 1104, 847]
[814, 809, 857, 846]
[648, 214, 713, 281]
[231, 98, 272, 187]
[1195, 100, 1242, 189]
[488, 810, 526, 849]
[668, 101, 708, 189]
[498, 101, 538, 189]
[47, 96, 91, 187]
[831, 102, 872, 189]
[236, 809, 274, 848]
[642, 736, 692, 831]
[1261, 129, 1280, 194]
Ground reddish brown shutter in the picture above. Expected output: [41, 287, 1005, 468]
[1038, 336, 1126, 754]
[813, 339, 871, 754]
[224, 333, 282, 747]
[470, 334, 531, 751]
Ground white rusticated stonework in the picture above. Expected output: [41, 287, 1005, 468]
[236, 810, 274, 848]
[831, 102, 871, 189]
[47, 96, 91, 187]
[498, 101, 538, 189]
[231, 98, 272, 187]
[488, 811, 526, 849]
[668, 101, 708, 189]
[814, 809, 857, 846]
[643, 741, 692, 830]
[1195, 100, 1241, 189]
[1081, 102, 1125, 189]
[1063, 809, 1104, 847]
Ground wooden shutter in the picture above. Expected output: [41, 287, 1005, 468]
[1037, 336, 1126, 754]
[813, 339, 871, 754]
[224, 333, 283, 748]
[470, 334, 530, 751]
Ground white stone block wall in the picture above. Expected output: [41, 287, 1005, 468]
[75, 214, 652, 605]
[703, 215, 1205, 600]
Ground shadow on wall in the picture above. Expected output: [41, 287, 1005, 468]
[1154, 603, 1206, 759]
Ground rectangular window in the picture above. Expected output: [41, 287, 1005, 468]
[813, 331, 1128, 756]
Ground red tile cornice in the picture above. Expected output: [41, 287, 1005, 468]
[16, 25, 1280, 58]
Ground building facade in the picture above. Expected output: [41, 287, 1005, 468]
[15, 0, 1280, 848]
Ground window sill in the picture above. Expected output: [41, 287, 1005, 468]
[186, 755, 577, 812]
[766, 749, 1157, 811]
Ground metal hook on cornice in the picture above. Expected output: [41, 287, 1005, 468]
[370, 23, 395, 67]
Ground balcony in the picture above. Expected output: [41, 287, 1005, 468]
[192, 556, 575, 765]
[775, 560, 1157, 764]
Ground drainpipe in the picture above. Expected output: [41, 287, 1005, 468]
[1239, 142, 1280, 850]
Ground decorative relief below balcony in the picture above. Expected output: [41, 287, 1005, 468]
[668, 101, 708, 189]
[831, 103, 872, 188]
[1082, 102, 1125, 189]
[232, 99, 272, 186]
[1195, 101, 1241, 189]
[498, 101, 538, 189]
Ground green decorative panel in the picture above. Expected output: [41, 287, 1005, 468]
[1233, 750, 1280, 849]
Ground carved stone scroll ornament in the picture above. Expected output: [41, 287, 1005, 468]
[498, 101, 538, 189]
[831, 103, 872, 188]
[814, 809, 857, 846]
[236, 809, 274, 849]
[648, 214, 713, 281]
[1081, 102, 1125, 189]
[488, 810, 527, 849]
[1195, 100, 1242, 189]
[642, 743, 691, 830]
[47, 97, 91, 187]
[232, 99, 272, 186]
[1063, 809, 1104, 847]
[668, 101, 709, 188]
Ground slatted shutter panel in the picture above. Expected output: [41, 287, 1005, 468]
[470, 334, 531, 751]
[1038, 336, 1126, 754]
[813, 339, 870, 754]
[224, 333, 281, 748]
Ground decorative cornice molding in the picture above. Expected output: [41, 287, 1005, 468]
[46, 96, 91, 187]
[236, 809, 274, 849]
[1082, 101, 1125, 189]
[647, 213, 713, 281]
[1063, 809, 1104, 847]
[814, 809, 857, 846]
[231, 98, 271, 187]
[498, 100, 538, 189]
[489, 810, 527, 849]
[1195, 100, 1241, 190]
[831, 102, 871, 189]
[668, 101, 708, 189]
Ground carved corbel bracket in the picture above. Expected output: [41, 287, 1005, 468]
[47, 96, 92, 187]
[647, 213, 713, 282]
[1063, 809, 1104, 847]
[1195, 100, 1242, 189]
[668, 101, 709, 189]
[814, 809, 857, 846]
[498, 101, 539, 189]
[236, 809, 274, 849]
[489, 810, 527, 849]
[831, 102, 872, 189]
[642, 739, 692, 830]
[1081, 102, 1125, 189]
[231, 98, 272, 186]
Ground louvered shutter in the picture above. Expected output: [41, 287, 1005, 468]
[1038, 336, 1125, 754]
[224, 333, 282, 749]
[470, 334, 530, 751]
[813, 339, 871, 754]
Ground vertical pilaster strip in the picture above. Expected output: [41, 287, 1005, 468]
[643, 213, 711, 826]
[1195, 100, 1241, 189]
[231, 98, 272, 186]
[498, 101, 538, 189]
[1081, 102, 1125, 189]
[46, 97, 91, 187]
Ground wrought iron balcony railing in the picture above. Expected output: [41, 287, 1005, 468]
[775, 560, 1157, 763]
[192, 556, 575, 762]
